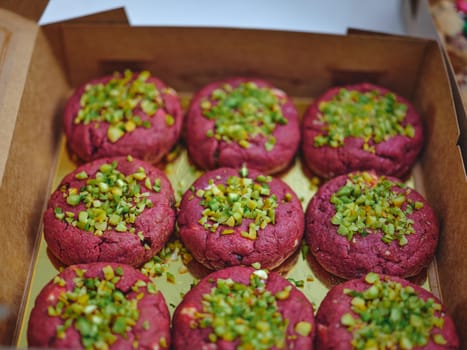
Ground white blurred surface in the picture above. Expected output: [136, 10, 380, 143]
[40, 0, 407, 35]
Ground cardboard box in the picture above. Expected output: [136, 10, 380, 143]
[1, 5, 467, 347]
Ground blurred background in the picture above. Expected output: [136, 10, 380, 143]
[40, 0, 407, 34]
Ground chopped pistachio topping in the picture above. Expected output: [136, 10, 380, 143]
[48, 265, 151, 349]
[341, 273, 445, 350]
[195, 173, 278, 239]
[287, 278, 305, 288]
[159, 336, 168, 348]
[275, 285, 292, 300]
[165, 114, 175, 126]
[194, 271, 289, 349]
[55, 160, 160, 236]
[330, 172, 422, 245]
[314, 88, 414, 152]
[54, 207, 65, 220]
[251, 262, 261, 269]
[53, 275, 66, 287]
[166, 272, 175, 284]
[294, 321, 312, 337]
[202, 82, 287, 151]
[239, 164, 249, 178]
[74, 70, 167, 143]
[140, 239, 192, 278]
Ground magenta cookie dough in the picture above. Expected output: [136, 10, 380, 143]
[172, 266, 315, 350]
[305, 171, 439, 279]
[28, 263, 170, 349]
[301, 82, 424, 178]
[185, 77, 300, 174]
[43, 156, 175, 267]
[316, 273, 459, 349]
[177, 167, 304, 270]
[64, 70, 183, 163]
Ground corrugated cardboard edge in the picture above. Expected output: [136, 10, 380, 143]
[0, 9, 38, 186]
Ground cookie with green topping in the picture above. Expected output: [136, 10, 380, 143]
[302, 83, 423, 178]
[64, 70, 183, 164]
[43, 156, 175, 267]
[305, 171, 439, 279]
[28, 263, 170, 349]
[172, 266, 315, 350]
[177, 167, 304, 270]
[316, 273, 459, 349]
[185, 77, 300, 174]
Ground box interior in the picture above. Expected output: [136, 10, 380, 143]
[1, 7, 466, 346]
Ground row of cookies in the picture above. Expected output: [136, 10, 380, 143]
[64, 70, 423, 178]
[42, 154, 437, 282]
[29, 263, 459, 349]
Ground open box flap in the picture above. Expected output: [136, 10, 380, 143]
[0, 0, 128, 24]
[0, 0, 49, 23]
[0, 8, 68, 343]
[0, 9, 39, 185]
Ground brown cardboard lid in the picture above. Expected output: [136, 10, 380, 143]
[0, 0, 49, 22]
[0, 9, 39, 185]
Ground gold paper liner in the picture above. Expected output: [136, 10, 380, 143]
[15, 95, 433, 347]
